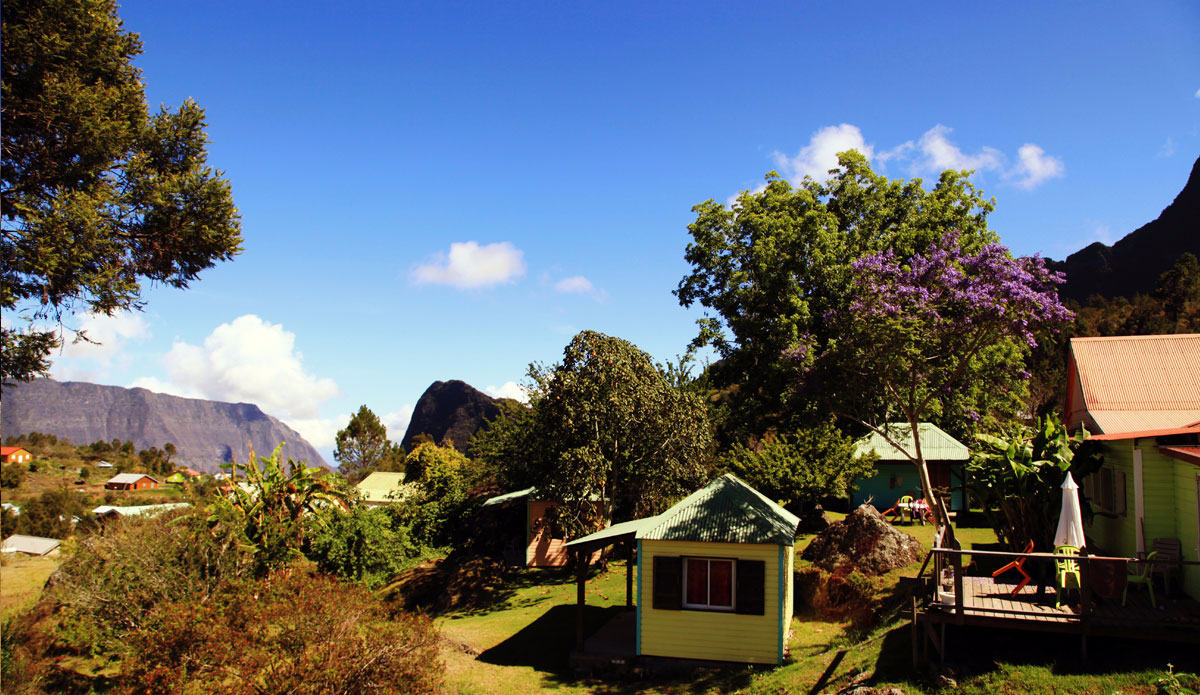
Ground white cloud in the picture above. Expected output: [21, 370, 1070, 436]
[1009, 143, 1065, 190]
[381, 405, 415, 441]
[411, 241, 525, 289]
[772, 124, 874, 183]
[129, 376, 198, 399]
[554, 276, 593, 293]
[50, 311, 151, 382]
[1157, 136, 1177, 159]
[145, 314, 339, 421]
[486, 381, 529, 403]
[1195, 88, 1200, 98]
[913, 124, 1003, 173]
[552, 275, 607, 302]
[286, 414, 350, 450]
[57, 311, 150, 364]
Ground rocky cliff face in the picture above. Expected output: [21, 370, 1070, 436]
[1056, 155, 1200, 303]
[1, 379, 327, 472]
[400, 380, 503, 453]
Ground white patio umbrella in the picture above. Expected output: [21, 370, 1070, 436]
[1053, 471, 1086, 549]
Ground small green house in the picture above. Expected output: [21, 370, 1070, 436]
[1065, 334, 1200, 599]
[851, 423, 970, 513]
[567, 474, 800, 665]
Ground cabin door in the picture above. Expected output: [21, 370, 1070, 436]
[1133, 448, 1145, 556]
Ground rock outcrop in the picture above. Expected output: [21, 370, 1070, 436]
[801, 504, 922, 575]
[1, 378, 327, 473]
[399, 380, 504, 453]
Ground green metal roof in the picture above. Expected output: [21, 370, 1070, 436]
[482, 486, 537, 507]
[563, 515, 661, 549]
[854, 423, 969, 462]
[637, 474, 800, 546]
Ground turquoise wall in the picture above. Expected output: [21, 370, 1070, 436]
[851, 462, 966, 512]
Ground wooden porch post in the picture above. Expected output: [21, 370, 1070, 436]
[576, 551, 589, 651]
[626, 540, 635, 610]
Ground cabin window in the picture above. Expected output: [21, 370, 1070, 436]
[683, 557, 734, 611]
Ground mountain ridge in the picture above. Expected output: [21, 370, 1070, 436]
[1, 379, 327, 473]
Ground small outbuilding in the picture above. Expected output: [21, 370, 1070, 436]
[1, 534, 61, 556]
[566, 474, 800, 666]
[482, 487, 604, 567]
[356, 471, 410, 506]
[1, 447, 33, 464]
[92, 503, 190, 521]
[104, 473, 159, 491]
[96, 460, 114, 469]
[851, 423, 970, 514]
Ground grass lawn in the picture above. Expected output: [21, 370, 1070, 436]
[436, 518, 1195, 695]
[1, 554, 60, 622]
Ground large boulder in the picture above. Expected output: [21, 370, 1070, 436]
[801, 504, 922, 575]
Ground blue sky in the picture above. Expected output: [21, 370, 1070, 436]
[36, 1, 1200, 464]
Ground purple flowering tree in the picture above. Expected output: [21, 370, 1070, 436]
[814, 231, 1073, 536]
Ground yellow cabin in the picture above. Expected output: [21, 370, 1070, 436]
[568, 474, 799, 666]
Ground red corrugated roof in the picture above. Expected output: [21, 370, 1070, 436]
[1066, 334, 1200, 435]
[1159, 446, 1200, 466]
[1, 447, 28, 456]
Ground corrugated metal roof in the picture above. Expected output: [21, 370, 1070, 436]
[356, 472, 412, 503]
[854, 423, 969, 461]
[1, 534, 61, 555]
[564, 515, 661, 548]
[1070, 335, 1200, 433]
[92, 503, 190, 517]
[1089, 410, 1200, 436]
[637, 474, 800, 546]
[1159, 446, 1200, 466]
[106, 473, 158, 484]
[482, 487, 536, 507]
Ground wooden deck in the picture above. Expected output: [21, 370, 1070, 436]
[928, 575, 1200, 632]
[914, 545, 1200, 667]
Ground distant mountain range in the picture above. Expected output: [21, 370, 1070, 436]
[1, 379, 327, 473]
[1054, 155, 1199, 304]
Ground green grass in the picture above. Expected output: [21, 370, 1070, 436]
[434, 518, 1194, 695]
[0, 554, 60, 622]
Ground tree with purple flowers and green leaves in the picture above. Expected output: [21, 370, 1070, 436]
[811, 230, 1073, 533]
[678, 151, 1074, 538]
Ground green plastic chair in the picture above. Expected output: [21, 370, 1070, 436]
[896, 495, 915, 525]
[1122, 551, 1157, 607]
[1054, 545, 1081, 608]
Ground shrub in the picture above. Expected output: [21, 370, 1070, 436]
[45, 509, 253, 655]
[120, 567, 445, 695]
[2, 462, 26, 488]
[306, 505, 420, 589]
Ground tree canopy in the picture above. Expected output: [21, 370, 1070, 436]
[474, 330, 713, 535]
[676, 152, 1001, 441]
[721, 419, 875, 512]
[1, 0, 242, 385]
[334, 405, 403, 482]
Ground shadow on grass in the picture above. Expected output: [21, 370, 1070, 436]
[478, 604, 758, 694]
[870, 622, 1199, 686]
[478, 604, 622, 674]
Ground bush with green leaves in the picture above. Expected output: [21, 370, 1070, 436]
[209, 443, 352, 574]
[306, 505, 420, 589]
[722, 419, 876, 512]
[1, 462, 26, 488]
[967, 415, 1101, 551]
[397, 442, 475, 548]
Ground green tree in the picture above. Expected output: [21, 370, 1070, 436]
[1, 0, 242, 385]
[1153, 252, 1200, 324]
[675, 152, 1002, 442]
[476, 330, 713, 536]
[399, 441, 474, 547]
[307, 505, 419, 588]
[722, 419, 876, 513]
[334, 405, 402, 482]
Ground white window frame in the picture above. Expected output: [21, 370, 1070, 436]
[682, 557, 735, 611]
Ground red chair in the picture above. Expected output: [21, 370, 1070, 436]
[993, 540, 1035, 598]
